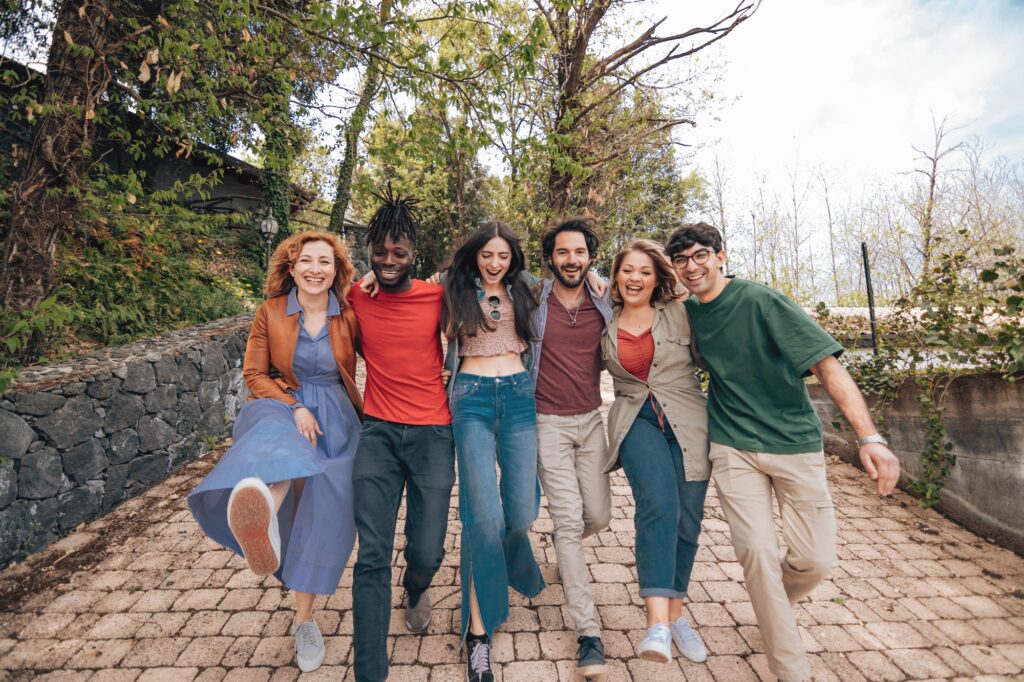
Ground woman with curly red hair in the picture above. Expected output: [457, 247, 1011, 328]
[190, 231, 361, 673]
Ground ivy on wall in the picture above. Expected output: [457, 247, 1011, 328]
[818, 239, 1023, 507]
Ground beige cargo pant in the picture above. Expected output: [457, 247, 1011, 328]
[536, 410, 612, 638]
[710, 443, 838, 681]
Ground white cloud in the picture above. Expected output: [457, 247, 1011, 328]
[648, 0, 1024, 206]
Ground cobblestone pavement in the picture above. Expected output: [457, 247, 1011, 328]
[1, 374, 1023, 681]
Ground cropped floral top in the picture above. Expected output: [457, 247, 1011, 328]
[459, 292, 528, 357]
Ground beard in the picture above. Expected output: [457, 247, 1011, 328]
[551, 262, 589, 289]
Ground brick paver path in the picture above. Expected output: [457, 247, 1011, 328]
[2, 372, 1023, 680]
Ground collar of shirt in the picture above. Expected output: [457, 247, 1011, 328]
[286, 286, 341, 317]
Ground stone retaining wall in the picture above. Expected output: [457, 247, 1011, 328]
[810, 373, 1024, 555]
[0, 315, 254, 568]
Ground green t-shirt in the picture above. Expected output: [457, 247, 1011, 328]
[684, 277, 843, 454]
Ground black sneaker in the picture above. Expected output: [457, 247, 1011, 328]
[465, 635, 494, 682]
[577, 635, 607, 678]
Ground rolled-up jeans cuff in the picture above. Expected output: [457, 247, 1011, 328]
[638, 587, 684, 598]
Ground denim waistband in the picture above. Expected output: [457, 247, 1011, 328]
[454, 371, 530, 384]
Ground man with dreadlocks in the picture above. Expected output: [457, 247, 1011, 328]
[347, 194, 456, 682]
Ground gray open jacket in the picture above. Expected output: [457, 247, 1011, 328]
[601, 299, 711, 481]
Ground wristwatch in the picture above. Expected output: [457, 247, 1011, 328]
[855, 434, 888, 447]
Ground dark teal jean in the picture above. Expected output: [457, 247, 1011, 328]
[619, 397, 709, 598]
[451, 371, 545, 638]
[352, 417, 456, 681]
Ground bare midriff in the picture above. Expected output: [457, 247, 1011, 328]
[458, 352, 525, 377]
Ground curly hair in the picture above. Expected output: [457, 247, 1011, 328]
[609, 239, 682, 306]
[264, 231, 355, 303]
[540, 216, 600, 261]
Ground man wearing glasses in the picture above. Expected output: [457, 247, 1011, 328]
[665, 223, 900, 682]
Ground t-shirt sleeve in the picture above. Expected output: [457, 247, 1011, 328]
[763, 293, 843, 377]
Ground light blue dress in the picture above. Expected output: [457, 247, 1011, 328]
[189, 289, 361, 595]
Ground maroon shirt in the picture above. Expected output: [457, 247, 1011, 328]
[534, 294, 604, 416]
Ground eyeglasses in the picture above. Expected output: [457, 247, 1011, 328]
[671, 248, 714, 268]
[486, 295, 501, 321]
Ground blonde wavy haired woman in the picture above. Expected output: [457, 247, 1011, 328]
[190, 231, 362, 673]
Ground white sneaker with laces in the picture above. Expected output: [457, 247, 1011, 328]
[670, 616, 708, 662]
[637, 623, 672, 663]
[293, 619, 325, 672]
[227, 477, 281, 576]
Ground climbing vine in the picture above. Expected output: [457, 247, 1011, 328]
[817, 239, 1023, 507]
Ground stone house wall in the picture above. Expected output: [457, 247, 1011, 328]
[0, 315, 254, 569]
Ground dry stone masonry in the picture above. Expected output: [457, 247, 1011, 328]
[0, 315, 253, 568]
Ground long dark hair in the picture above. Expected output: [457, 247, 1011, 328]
[442, 222, 536, 342]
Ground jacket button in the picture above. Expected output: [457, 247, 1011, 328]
[653, 363, 658, 367]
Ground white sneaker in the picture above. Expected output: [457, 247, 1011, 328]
[637, 623, 672, 664]
[293, 619, 325, 672]
[227, 477, 281, 576]
[670, 616, 707, 662]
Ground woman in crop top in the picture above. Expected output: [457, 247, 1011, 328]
[441, 221, 545, 680]
[601, 239, 711, 667]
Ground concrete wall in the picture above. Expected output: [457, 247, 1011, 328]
[810, 373, 1024, 554]
[0, 315, 254, 569]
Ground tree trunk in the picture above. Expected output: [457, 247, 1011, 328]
[0, 0, 112, 311]
[328, 0, 393, 232]
[261, 77, 295, 234]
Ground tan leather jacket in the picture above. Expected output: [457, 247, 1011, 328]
[242, 294, 363, 418]
[601, 299, 710, 480]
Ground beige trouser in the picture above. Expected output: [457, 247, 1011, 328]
[536, 410, 612, 637]
[710, 443, 838, 682]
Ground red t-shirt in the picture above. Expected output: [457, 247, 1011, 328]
[617, 327, 654, 382]
[348, 280, 451, 425]
[534, 295, 603, 415]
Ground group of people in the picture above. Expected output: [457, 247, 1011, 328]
[188, 198, 900, 682]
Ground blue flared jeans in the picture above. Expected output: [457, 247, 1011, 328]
[450, 371, 545, 638]
[619, 397, 709, 598]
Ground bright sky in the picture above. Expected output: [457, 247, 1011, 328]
[645, 0, 1024, 209]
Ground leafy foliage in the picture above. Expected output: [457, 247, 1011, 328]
[819, 238, 1024, 506]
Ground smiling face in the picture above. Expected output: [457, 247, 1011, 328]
[672, 243, 728, 303]
[370, 235, 415, 292]
[289, 239, 336, 297]
[549, 230, 591, 289]
[615, 249, 657, 307]
[476, 236, 512, 287]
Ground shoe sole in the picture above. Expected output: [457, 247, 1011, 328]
[638, 649, 670, 664]
[679, 649, 707, 663]
[578, 662, 607, 678]
[228, 485, 279, 576]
